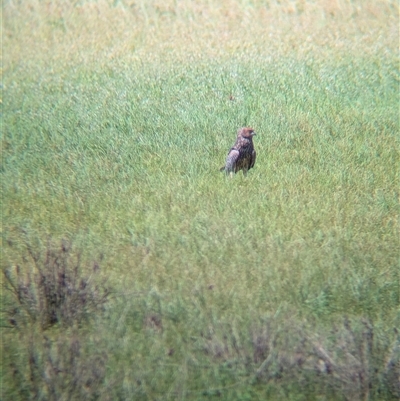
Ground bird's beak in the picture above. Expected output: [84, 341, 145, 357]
[252, 132, 257, 136]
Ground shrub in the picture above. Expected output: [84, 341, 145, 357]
[2, 237, 111, 400]
[251, 317, 399, 400]
[8, 330, 108, 401]
[3, 238, 110, 329]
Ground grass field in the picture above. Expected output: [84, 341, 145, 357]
[2, 1, 399, 400]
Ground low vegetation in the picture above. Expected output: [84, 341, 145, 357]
[2, 0, 399, 399]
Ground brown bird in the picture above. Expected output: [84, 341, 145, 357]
[220, 127, 257, 177]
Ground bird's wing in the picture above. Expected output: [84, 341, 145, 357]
[250, 149, 256, 169]
[225, 148, 240, 171]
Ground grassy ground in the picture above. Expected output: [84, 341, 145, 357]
[2, 1, 399, 400]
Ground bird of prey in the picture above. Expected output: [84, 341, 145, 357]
[220, 127, 257, 177]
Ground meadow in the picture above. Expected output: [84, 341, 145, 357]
[2, 1, 399, 400]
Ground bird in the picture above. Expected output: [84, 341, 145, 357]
[220, 127, 257, 177]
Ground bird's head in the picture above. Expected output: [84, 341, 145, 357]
[238, 127, 256, 139]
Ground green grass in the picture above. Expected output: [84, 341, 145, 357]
[2, 1, 399, 400]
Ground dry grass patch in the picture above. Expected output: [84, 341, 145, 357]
[3, 0, 398, 71]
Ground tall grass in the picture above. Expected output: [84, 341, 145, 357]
[2, 1, 399, 400]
